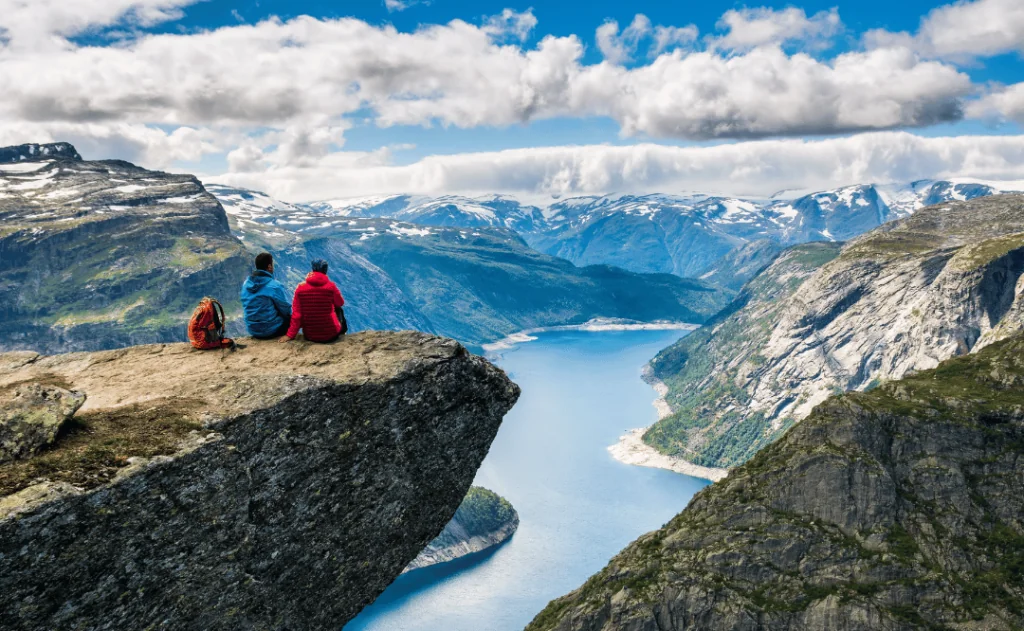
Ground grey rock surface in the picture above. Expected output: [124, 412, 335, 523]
[0, 383, 85, 463]
[528, 335, 1024, 631]
[0, 331, 520, 631]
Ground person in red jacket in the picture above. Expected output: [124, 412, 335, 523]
[280, 259, 347, 343]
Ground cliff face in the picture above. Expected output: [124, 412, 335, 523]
[0, 331, 519, 631]
[528, 335, 1024, 631]
[0, 143, 250, 354]
[405, 485, 519, 573]
[647, 194, 1024, 469]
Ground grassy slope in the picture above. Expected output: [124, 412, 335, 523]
[644, 242, 843, 467]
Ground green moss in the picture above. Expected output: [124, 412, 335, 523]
[0, 399, 204, 497]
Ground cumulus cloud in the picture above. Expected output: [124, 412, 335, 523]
[0, 0, 199, 50]
[0, 0, 1014, 199]
[916, 0, 1024, 59]
[651, 25, 700, 57]
[483, 8, 538, 42]
[710, 7, 843, 52]
[596, 15, 652, 64]
[967, 83, 1024, 124]
[865, 0, 1024, 61]
[571, 46, 969, 139]
[596, 14, 699, 64]
[0, 9, 973, 145]
[209, 132, 1024, 202]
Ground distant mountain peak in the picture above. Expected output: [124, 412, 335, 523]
[0, 142, 81, 164]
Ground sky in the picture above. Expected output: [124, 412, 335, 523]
[0, 0, 1022, 202]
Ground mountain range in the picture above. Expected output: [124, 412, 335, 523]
[276, 180, 1023, 282]
[209, 185, 729, 346]
[0, 143, 730, 354]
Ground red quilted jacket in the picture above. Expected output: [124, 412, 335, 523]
[286, 272, 345, 342]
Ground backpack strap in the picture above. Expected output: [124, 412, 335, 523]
[210, 299, 225, 332]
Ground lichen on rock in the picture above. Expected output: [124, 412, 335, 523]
[0, 382, 84, 463]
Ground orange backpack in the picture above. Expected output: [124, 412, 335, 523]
[187, 298, 233, 350]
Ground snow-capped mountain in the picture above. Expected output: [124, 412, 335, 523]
[528, 180, 1023, 278]
[308, 194, 545, 233]
[208, 178, 1023, 283]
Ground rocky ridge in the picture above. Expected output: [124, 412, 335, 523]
[0, 331, 519, 630]
[528, 334, 1024, 630]
[646, 194, 1024, 469]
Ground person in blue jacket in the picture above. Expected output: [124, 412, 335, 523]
[240, 252, 292, 339]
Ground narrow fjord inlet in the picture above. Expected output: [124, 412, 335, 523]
[346, 330, 710, 631]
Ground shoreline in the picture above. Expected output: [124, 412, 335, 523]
[481, 318, 700, 353]
[607, 366, 730, 483]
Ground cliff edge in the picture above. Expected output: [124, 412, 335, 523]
[0, 331, 519, 630]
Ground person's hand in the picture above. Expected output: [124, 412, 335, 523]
[278, 336, 292, 343]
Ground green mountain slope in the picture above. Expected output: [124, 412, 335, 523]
[343, 224, 729, 345]
[646, 194, 1024, 469]
[0, 144, 250, 354]
[529, 334, 1024, 631]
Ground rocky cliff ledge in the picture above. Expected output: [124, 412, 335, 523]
[529, 334, 1024, 631]
[0, 331, 519, 631]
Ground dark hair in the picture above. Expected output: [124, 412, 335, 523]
[255, 252, 273, 271]
[311, 259, 329, 274]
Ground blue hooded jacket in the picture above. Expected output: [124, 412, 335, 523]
[240, 270, 292, 338]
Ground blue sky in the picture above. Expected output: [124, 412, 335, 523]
[1, 0, 1022, 201]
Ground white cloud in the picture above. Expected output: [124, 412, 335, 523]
[0, 0, 199, 50]
[483, 8, 538, 42]
[916, 0, 1024, 59]
[711, 7, 843, 52]
[967, 83, 1024, 124]
[571, 46, 969, 139]
[0, 10, 972, 144]
[651, 25, 699, 57]
[384, 0, 429, 14]
[596, 15, 652, 65]
[209, 132, 1024, 203]
[0, 121, 225, 167]
[596, 15, 699, 64]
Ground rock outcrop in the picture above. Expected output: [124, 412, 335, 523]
[528, 334, 1024, 631]
[0, 331, 519, 631]
[0, 143, 250, 354]
[646, 194, 1024, 468]
[405, 485, 519, 573]
[0, 382, 85, 463]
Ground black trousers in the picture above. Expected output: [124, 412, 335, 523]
[252, 316, 291, 340]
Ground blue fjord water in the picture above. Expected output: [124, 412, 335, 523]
[345, 329, 710, 631]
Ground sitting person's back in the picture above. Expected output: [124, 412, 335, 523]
[241, 252, 292, 339]
[284, 259, 345, 343]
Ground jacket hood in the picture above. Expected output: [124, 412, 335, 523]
[244, 269, 274, 292]
[305, 271, 330, 287]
